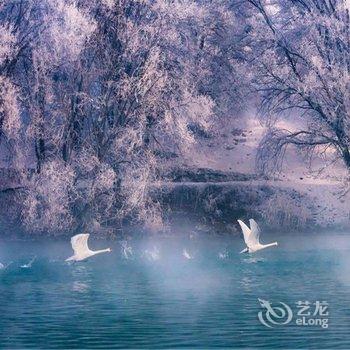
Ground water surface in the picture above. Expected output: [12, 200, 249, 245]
[0, 232, 349, 349]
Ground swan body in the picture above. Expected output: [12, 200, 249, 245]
[66, 234, 111, 262]
[238, 219, 278, 253]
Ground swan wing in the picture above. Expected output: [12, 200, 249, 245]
[237, 220, 253, 246]
[71, 234, 91, 255]
[249, 219, 261, 245]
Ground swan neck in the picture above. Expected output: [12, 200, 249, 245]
[94, 248, 110, 255]
[264, 242, 278, 248]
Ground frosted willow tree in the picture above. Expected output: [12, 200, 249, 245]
[0, 6, 22, 166]
[245, 0, 350, 173]
[0, 0, 221, 234]
[0, 0, 98, 232]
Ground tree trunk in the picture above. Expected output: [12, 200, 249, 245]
[35, 137, 45, 173]
[342, 147, 350, 169]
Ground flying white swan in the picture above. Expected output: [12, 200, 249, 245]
[65, 234, 111, 262]
[21, 256, 36, 269]
[238, 219, 278, 253]
[0, 262, 12, 270]
[182, 248, 193, 260]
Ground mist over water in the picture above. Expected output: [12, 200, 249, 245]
[0, 231, 350, 349]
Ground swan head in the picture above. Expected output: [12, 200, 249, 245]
[107, 248, 112, 252]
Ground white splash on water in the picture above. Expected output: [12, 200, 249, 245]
[182, 248, 194, 260]
[120, 241, 133, 259]
[218, 251, 229, 259]
[143, 246, 160, 261]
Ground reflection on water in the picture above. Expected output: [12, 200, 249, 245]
[243, 256, 266, 264]
[72, 281, 89, 293]
[0, 232, 350, 349]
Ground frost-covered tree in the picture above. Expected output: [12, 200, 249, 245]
[0, 0, 252, 234]
[0, 12, 21, 164]
[0, 0, 229, 233]
[244, 0, 350, 173]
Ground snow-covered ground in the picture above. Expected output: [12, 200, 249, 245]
[180, 113, 350, 229]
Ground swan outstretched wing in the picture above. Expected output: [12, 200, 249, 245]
[249, 219, 261, 244]
[238, 219, 260, 247]
[237, 220, 252, 245]
[71, 234, 91, 255]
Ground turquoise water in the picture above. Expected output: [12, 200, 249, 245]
[0, 232, 350, 349]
